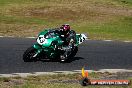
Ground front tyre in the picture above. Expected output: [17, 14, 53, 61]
[23, 47, 37, 62]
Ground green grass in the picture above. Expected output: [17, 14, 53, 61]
[15, 83, 131, 88]
[0, 73, 131, 88]
[114, 0, 132, 5]
[74, 16, 132, 40]
[0, 0, 47, 5]
[0, 0, 132, 40]
[0, 15, 49, 25]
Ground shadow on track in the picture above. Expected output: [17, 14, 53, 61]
[38, 57, 84, 63]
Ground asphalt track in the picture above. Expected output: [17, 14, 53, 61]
[0, 37, 132, 74]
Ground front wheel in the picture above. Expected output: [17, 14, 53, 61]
[23, 46, 37, 62]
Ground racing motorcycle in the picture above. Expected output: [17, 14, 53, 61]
[23, 29, 87, 62]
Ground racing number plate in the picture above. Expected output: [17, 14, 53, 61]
[37, 35, 45, 45]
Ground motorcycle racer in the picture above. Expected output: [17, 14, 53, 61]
[54, 24, 77, 61]
[23, 24, 87, 62]
[55, 24, 76, 45]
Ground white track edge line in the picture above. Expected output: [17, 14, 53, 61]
[0, 36, 132, 43]
[103, 40, 113, 42]
[0, 36, 4, 37]
[124, 41, 131, 43]
[0, 69, 132, 77]
[26, 37, 36, 38]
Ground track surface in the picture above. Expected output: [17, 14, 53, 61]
[0, 37, 132, 74]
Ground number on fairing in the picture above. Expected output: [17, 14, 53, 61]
[39, 35, 45, 43]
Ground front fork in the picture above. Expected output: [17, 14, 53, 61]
[33, 44, 42, 57]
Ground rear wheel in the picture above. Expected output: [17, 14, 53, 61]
[23, 47, 37, 62]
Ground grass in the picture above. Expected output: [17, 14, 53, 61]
[74, 16, 132, 40]
[114, 0, 132, 6]
[0, 73, 132, 88]
[0, 0, 132, 40]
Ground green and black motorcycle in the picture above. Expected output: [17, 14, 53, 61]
[23, 29, 87, 62]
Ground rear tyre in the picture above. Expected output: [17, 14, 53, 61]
[23, 47, 37, 62]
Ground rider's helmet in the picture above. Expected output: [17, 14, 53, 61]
[60, 24, 70, 34]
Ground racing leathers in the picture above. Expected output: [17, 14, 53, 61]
[54, 29, 76, 59]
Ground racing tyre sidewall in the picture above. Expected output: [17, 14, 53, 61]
[23, 46, 37, 62]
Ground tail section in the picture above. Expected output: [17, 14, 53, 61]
[76, 33, 88, 45]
